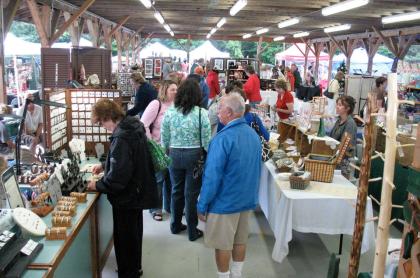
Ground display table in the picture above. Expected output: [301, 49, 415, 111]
[24, 192, 113, 277]
[259, 161, 375, 263]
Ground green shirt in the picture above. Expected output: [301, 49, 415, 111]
[161, 106, 211, 151]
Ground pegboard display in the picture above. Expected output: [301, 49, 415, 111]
[44, 89, 68, 151]
[117, 72, 134, 97]
[66, 89, 122, 156]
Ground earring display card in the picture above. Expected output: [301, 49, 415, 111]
[66, 89, 122, 156]
[117, 72, 134, 97]
[44, 89, 68, 151]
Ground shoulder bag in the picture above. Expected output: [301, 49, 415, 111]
[193, 108, 208, 179]
[250, 113, 273, 162]
[323, 80, 334, 99]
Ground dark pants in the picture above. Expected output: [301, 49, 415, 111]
[168, 148, 202, 240]
[150, 168, 172, 214]
[113, 206, 143, 278]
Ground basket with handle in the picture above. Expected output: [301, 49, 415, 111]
[289, 171, 311, 190]
[304, 133, 351, 183]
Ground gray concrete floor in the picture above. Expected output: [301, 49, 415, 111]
[102, 209, 401, 278]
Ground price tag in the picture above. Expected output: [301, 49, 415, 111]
[21, 239, 38, 256]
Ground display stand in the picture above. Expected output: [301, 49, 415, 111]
[43, 89, 68, 152]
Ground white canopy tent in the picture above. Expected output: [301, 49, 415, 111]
[52, 38, 93, 48]
[139, 42, 187, 60]
[5, 33, 41, 56]
[189, 41, 230, 63]
[333, 47, 393, 75]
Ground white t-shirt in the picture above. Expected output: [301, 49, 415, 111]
[328, 79, 341, 96]
[18, 104, 43, 134]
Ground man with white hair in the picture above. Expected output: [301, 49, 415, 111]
[18, 93, 43, 153]
[197, 93, 262, 278]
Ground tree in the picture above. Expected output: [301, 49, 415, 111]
[11, 20, 72, 43]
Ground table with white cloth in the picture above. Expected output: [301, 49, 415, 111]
[258, 161, 375, 263]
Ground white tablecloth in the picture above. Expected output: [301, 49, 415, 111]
[259, 161, 375, 263]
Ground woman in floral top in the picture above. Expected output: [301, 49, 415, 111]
[161, 79, 211, 241]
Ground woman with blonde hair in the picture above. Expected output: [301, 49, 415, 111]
[272, 78, 294, 120]
[141, 80, 177, 221]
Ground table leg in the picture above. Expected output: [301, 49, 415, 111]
[338, 234, 344, 255]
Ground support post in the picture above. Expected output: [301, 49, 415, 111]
[372, 73, 398, 278]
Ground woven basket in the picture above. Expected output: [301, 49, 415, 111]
[289, 172, 311, 190]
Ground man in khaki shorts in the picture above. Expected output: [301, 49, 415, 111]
[197, 92, 262, 278]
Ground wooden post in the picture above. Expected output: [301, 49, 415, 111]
[362, 37, 381, 75]
[348, 93, 375, 277]
[313, 43, 322, 82]
[256, 36, 263, 64]
[115, 30, 123, 72]
[372, 73, 398, 278]
[87, 19, 100, 48]
[64, 11, 84, 47]
[102, 25, 112, 50]
[26, 0, 50, 47]
[303, 44, 310, 77]
[325, 41, 337, 82]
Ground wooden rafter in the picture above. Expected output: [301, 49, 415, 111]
[50, 0, 95, 44]
[123, 27, 143, 50]
[326, 34, 346, 55]
[301, 39, 315, 56]
[102, 25, 112, 49]
[134, 32, 155, 51]
[4, 0, 22, 34]
[294, 43, 306, 56]
[26, 0, 50, 47]
[373, 26, 397, 56]
[106, 15, 131, 40]
[361, 36, 382, 74]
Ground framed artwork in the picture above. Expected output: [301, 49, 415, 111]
[240, 60, 249, 67]
[227, 59, 236, 69]
[251, 60, 258, 72]
[145, 59, 153, 78]
[214, 59, 224, 71]
[154, 59, 162, 77]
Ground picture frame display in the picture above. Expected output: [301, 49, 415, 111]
[227, 59, 236, 69]
[214, 59, 224, 71]
[154, 59, 162, 77]
[145, 59, 153, 78]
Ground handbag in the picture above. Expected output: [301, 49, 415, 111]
[323, 80, 334, 99]
[148, 139, 171, 173]
[250, 114, 273, 162]
[193, 108, 207, 179]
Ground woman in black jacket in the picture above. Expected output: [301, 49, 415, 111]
[88, 99, 158, 278]
[127, 72, 158, 118]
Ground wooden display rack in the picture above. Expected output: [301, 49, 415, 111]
[43, 89, 68, 151]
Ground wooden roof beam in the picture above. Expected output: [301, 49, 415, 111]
[326, 33, 346, 55]
[26, 0, 50, 47]
[50, 0, 95, 44]
[372, 26, 397, 56]
[4, 0, 22, 34]
[123, 27, 144, 50]
[106, 15, 131, 40]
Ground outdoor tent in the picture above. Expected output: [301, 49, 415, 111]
[275, 43, 329, 63]
[333, 47, 393, 75]
[189, 41, 230, 63]
[4, 33, 41, 56]
[139, 42, 187, 60]
[52, 38, 93, 48]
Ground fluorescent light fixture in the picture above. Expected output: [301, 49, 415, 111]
[324, 24, 351, 33]
[273, 36, 285, 41]
[256, 28, 269, 35]
[154, 11, 165, 24]
[210, 28, 217, 35]
[322, 0, 369, 16]
[217, 18, 226, 28]
[170, 31, 174, 37]
[230, 0, 247, 16]
[278, 18, 299, 29]
[139, 0, 152, 9]
[242, 33, 252, 39]
[163, 24, 171, 32]
[293, 32, 309, 38]
[382, 11, 420, 24]
[206, 33, 211, 39]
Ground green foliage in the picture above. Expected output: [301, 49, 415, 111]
[337, 61, 347, 74]
[377, 45, 394, 59]
[11, 20, 72, 43]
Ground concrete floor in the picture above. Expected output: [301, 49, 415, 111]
[102, 209, 401, 278]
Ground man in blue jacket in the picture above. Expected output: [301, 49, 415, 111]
[197, 93, 262, 278]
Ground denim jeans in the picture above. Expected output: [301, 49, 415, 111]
[168, 147, 202, 240]
[150, 169, 172, 214]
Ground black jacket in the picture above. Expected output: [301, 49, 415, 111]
[96, 116, 158, 209]
[126, 82, 157, 118]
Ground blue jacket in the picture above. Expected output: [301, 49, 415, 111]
[199, 78, 209, 109]
[217, 112, 269, 141]
[197, 118, 262, 215]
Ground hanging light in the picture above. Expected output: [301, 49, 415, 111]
[206, 33, 211, 39]
[170, 31, 174, 37]
[230, 0, 247, 16]
[163, 24, 171, 32]
[382, 11, 420, 24]
[273, 36, 285, 41]
[278, 18, 299, 29]
[293, 32, 309, 38]
[210, 28, 217, 35]
[322, 0, 369, 16]
[256, 28, 269, 35]
[324, 24, 351, 33]
[242, 33, 252, 39]
[217, 18, 227, 28]
[139, 0, 152, 9]
[154, 11, 165, 24]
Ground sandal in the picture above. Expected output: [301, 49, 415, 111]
[152, 212, 163, 221]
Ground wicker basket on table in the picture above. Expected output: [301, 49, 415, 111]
[304, 133, 351, 183]
[289, 171, 311, 190]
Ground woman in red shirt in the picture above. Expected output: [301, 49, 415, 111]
[206, 67, 220, 100]
[273, 79, 294, 120]
[243, 65, 262, 106]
